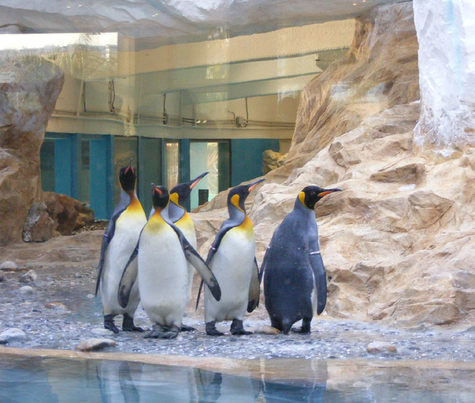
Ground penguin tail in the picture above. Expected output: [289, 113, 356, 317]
[282, 321, 293, 335]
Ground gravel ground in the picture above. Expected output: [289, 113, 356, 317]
[1, 262, 475, 361]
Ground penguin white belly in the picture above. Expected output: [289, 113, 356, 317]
[138, 227, 189, 328]
[101, 213, 144, 315]
[311, 271, 318, 314]
[205, 229, 255, 323]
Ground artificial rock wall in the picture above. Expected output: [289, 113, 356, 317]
[0, 56, 64, 244]
[196, 2, 475, 329]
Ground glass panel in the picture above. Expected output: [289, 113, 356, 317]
[190, 141, 230, 210]
[165, 141, 180, 189]
[114, 137, 138, 204]
[40, 139, 55, 192]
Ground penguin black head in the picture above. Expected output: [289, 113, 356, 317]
[119, 159, 137, 194]
[228, 178, 265, 212]
[169, 172, 209, 207]
[151, 184, 169, 211]
[299, 186, 342, 210]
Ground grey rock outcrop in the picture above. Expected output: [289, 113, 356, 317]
[0, 328, 28, 344]
[22, 202, 58, 242]
[0, 260, 18, 270]
[19, 269, 38, 283]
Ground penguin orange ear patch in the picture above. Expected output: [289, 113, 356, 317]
[298, 191, 306, 206]
[231, 194, 242, 210]
[170, 193, 179, 204]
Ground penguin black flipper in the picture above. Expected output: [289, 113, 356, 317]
[309, 240, 327, 315]
[247, 257, 260, 313]
[170, 223, 222, 302]
[117, 237, 141, 308]
[205, 221, 236, 265]
[95, 204, 127, 296]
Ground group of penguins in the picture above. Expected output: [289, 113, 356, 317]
[95, 160, 341, 339]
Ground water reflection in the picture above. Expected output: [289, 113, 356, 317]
[1, 354, 475, 402]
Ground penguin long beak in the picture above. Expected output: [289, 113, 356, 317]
[189, 171, 209, 190]
[318, 188, 342, 198]
[247, 178, 266, 193]
[125, 158, 133, 174]
[151, 183, 162, 195]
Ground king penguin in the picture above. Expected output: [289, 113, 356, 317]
[118, 184, 221, 339]
[200, 178, 265, 336]
[262, 185, 341, 334]
[163, 172, 208, 331]
[95, 160, 147, 333]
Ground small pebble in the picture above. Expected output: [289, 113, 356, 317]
[255, 326, 281, 335]
[0, 261, 18, 271]
[19, 269, 38, 283]
[0, 328, 29, 344]
[45, 302, 68, 311]
[76, 338, 116, 352]
[19, 285, 34, 294]
[367, 341, 397, 354]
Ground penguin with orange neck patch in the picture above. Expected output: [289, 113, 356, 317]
[118, 184, 221, 339]
[262, 186, 341, 334]
[95, 160, 147, 333]
[201, 178, 265, 336]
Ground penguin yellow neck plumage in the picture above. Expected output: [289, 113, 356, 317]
[175, 210, 193, 227]
[144, 207, 168, 233]
[126, 192, 145, 216]
[238, 215, 253, 232]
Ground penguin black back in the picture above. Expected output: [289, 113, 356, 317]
[262, 186, 341, 334]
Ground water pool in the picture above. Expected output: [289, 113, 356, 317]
[1, 350, 475, 402]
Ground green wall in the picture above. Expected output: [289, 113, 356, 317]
[230, 139, 279, 186]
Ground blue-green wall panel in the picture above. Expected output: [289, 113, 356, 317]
[138, 137, 161, 215]
[54, 138, 72, 196]
[230, 139, 279, 186]
[71, 133, 81, 200]
[90, 136, 113, 219]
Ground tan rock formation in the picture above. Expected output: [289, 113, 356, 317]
[269, 2, 419, 178]
[250, 98, 475, 328]
[43, 192, 94, 235]
[262, 150, 288, 174]
[0, 55, 64, 245]
[195, 3, 475, 328]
